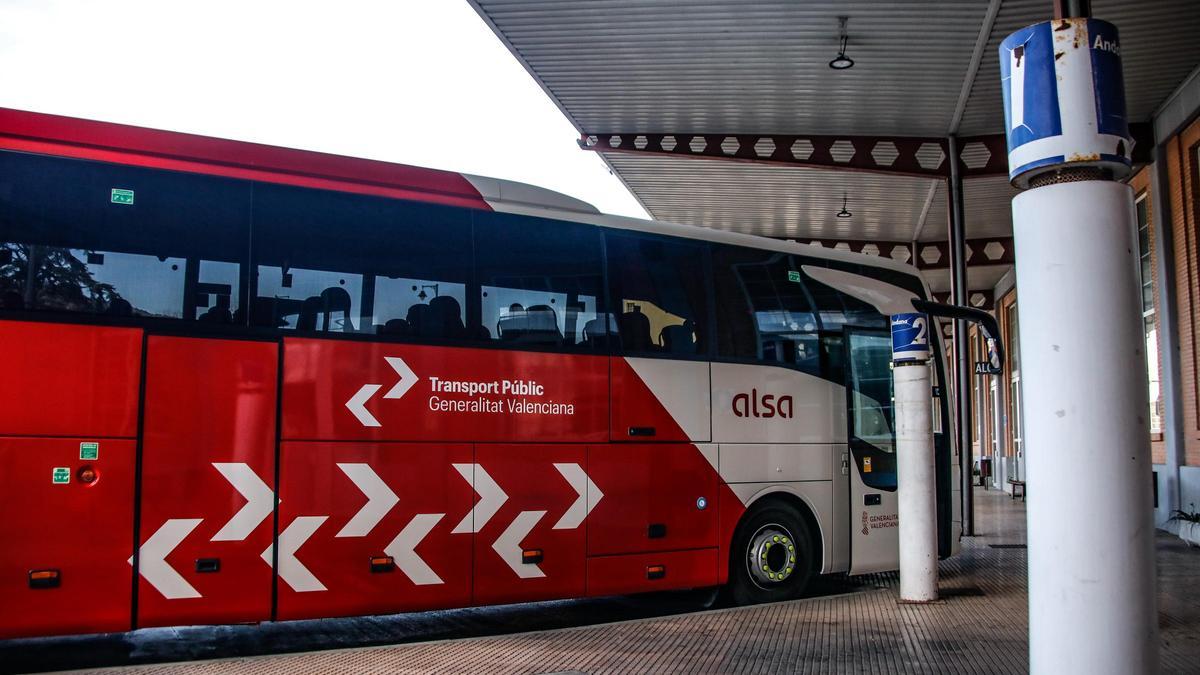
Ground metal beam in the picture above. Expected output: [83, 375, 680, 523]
[800, 237, 1015, 271]
[581, 123, 1152, 181]
[913, 237, 1015, 270]
[932, 290, 996, 311]
[947, 134, 974, 537]
[580, 132, 1009, 179]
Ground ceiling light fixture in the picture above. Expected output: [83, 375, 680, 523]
[837, 193, 852, 218]
[830, 17, 854, 70]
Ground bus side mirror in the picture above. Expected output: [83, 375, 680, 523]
[911, 299, 1005, 376]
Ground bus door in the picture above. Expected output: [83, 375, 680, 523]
[134, 336, 278, 628]
[844, 330, 900, 574]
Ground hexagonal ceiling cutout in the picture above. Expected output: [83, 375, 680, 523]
[920, 245, 942, 266]
[890, 247, 911, 263]
[829, 140, 855, 163]
[634, 135, 648, 150]
[915, 142, 945, 170]
[754, 138, 776, 158]
[970, 293, 987, 307]
[608, 135, 622, 148]
[983, 241, 1006, 260]
[833, 242, 851, 252]
[960, 142, 992, 169]
[689, 136, 708, 153]
[791, 139, 814, 161]
[871, 141, 899, 167]
[721, 137, 740, 155]
[861, 243, 880, 257]
[661, 135, 677, 152]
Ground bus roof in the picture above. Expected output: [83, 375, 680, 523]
[0, 107, 922, 282]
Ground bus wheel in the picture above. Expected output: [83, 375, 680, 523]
[728, 500, 815, 606]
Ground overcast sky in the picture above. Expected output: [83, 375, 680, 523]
[0, 0, 649, 218]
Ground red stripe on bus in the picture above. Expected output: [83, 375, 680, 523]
[0, 108, 491, 210]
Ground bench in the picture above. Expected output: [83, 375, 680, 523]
[1008, 479, 1026, 502]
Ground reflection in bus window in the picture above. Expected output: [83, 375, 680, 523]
[195, 260, 241, 323]
[712, 245, 819, 374]
[483, 288, 600, 346]
[0, 152, 251, 323]
[474, 211, 605, 351]
[255, 266, 361, 332]
[374, 277, 468, 338]
[607, 233, 709, 356]
[250, 181, 474, 338]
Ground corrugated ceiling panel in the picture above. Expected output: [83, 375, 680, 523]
[604, 153, 937, 241]
[919, 174, 1017, 242]
[474, 0, 993, 136]
[957, 0, 1200, 134]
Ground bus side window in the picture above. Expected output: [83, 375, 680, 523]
[0, 152, 250, 322]
[606, 232, 711, 358]
[250, 183, 473, 338]
[473, 211, 605, 351]
[712, 244, 819, 375]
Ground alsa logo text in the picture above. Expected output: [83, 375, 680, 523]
[731, 389, 794, 419]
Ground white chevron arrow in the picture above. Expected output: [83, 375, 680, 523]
[493, 510, 546, 579]
[346, 383, 383, 427]
[131, 518, 203, 600]
[336, 463, 399, 537]
[266, 516, 327, 593]
[451, 463, 508, 534]
[210, 463, 275, 541]
[551, 463, 603, 530]
[383, 356, 419, 400]
[344, 357, 420, 428]
[385, 513, 445, 586]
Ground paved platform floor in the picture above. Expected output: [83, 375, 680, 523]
[49, 490, 1200, 674]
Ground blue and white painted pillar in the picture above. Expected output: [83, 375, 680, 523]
[891, 312, 938, 603]
[1001, 16, 1157, 674]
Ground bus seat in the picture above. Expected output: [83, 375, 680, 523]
[407, 303, 430, 336]
[319, 287, 354, 332]
[618, 310, 653, 352]
[660, 320, 697, 354]
[428, 295, 466, 338]
[198, 306, 233, 324]
[380, 318, 410, 335]
[582, 315, 617, 349]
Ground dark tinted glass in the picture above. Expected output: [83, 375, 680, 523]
[474, 211, 605, 350]
[713, 244, 820, 374]
[606, 232, 710, 357]
[798, 260, 891, 329]
[0, 152, 249, 322]
[250, 183, 474, 338]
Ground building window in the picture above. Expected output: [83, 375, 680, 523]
[1135, 194, 1162, 434]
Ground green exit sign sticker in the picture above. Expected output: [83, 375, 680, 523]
[111, 188, 135, 205]
[787, 270, 802, 283]
[52, 467, 71, 484]
[80, 442, 99, 460]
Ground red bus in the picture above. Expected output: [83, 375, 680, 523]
[0, 108, 959, 639]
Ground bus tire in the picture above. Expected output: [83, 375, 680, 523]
[727, 500, 815, 606]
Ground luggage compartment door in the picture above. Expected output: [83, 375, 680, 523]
[135, 336, 278, 628]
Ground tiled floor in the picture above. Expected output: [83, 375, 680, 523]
[59, 490, 1200, 674]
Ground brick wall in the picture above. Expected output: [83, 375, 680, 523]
[1164, 116, 1200, 467]
[1128, 166, 1166, 465]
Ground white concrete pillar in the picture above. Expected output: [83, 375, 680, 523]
[1014, 181, 1158, 674]
[895, 360, 938, 602]
[1000, 16, 1158, 674]
[891, 312, 938, 602]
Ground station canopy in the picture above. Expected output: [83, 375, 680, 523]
[470, 0, 1200, 308]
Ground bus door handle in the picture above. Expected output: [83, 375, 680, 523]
[628, 426, 656, 437]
